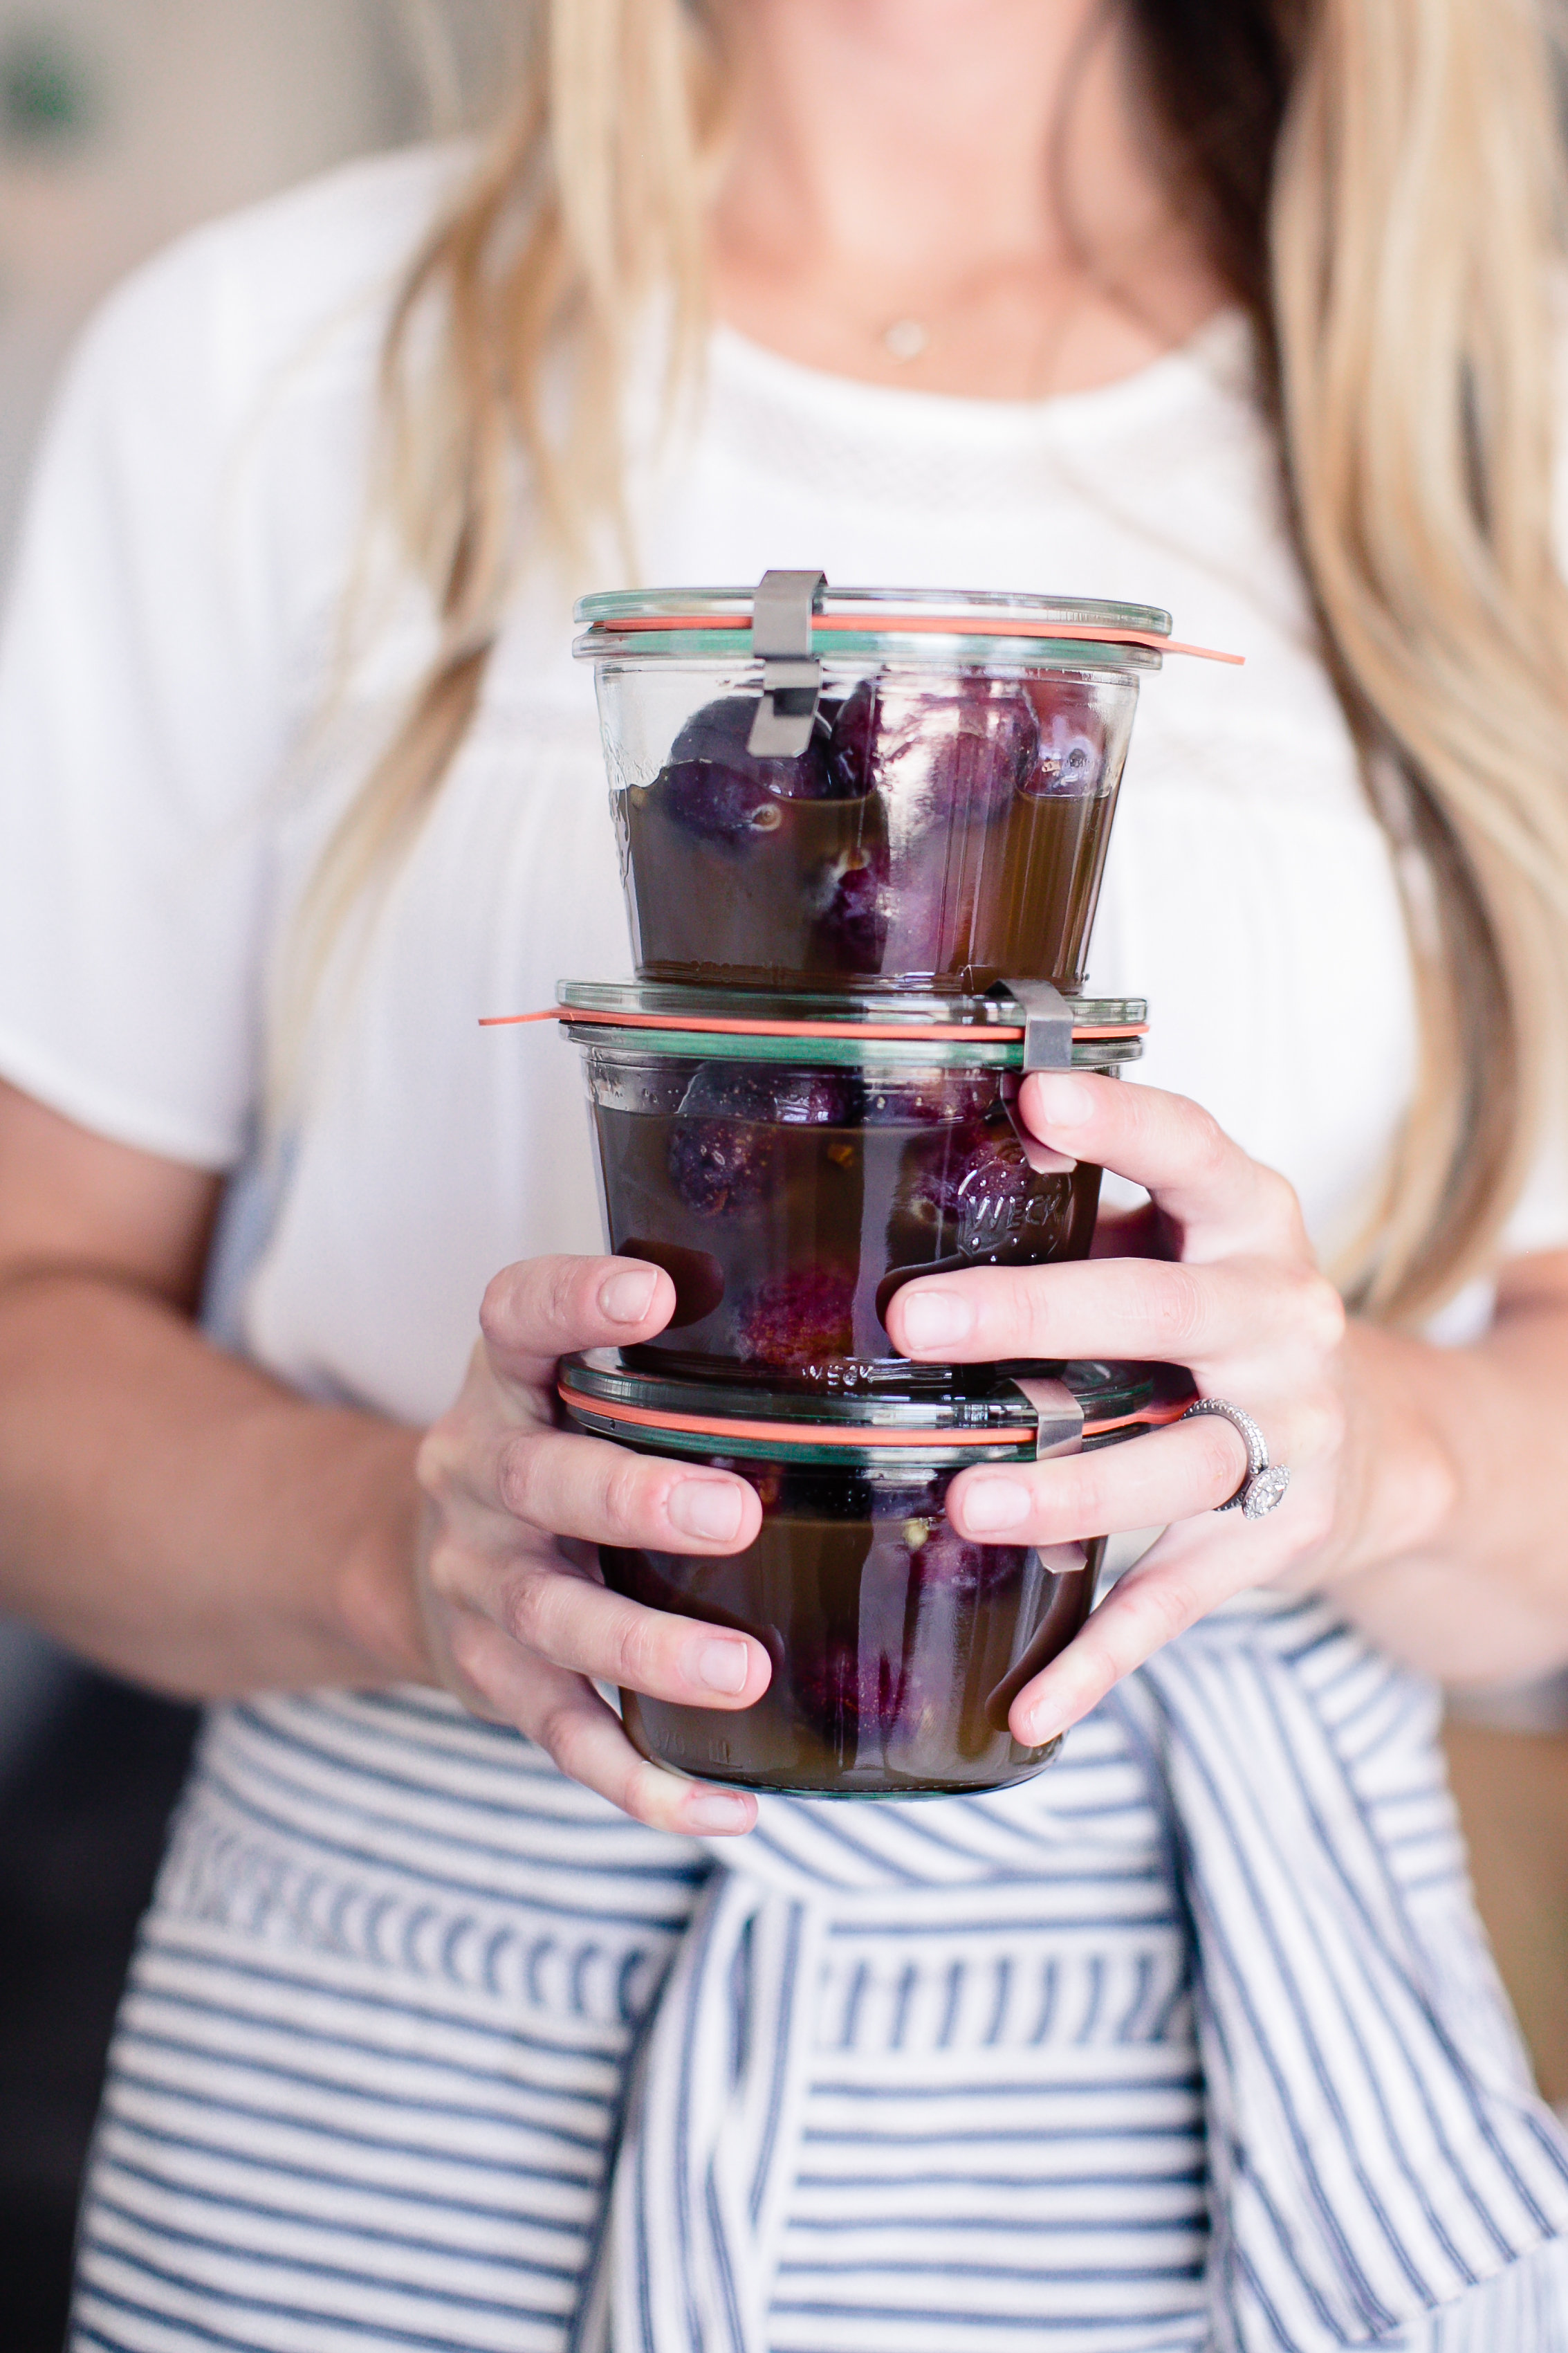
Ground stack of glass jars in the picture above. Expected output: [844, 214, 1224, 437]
[559, 577, 1174, 1797]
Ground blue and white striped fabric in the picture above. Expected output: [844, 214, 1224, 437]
[72, 1595, 1568, 2353]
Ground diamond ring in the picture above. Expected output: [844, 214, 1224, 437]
[1180, 1398, 1291, 1521]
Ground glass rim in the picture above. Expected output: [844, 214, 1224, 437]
[578, 630, 1163, 675]
[573, 584, 1174, 674]
[576, 585, 1173, 632]
[557, 1351, 1180, 1466]
[557, 980, 1147, 1069]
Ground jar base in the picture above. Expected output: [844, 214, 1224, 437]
[621, 1701, 1065, 1801]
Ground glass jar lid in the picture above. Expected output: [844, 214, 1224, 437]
[574, 584, 1175, 674]
[555, 980, 1147, 1070]
[559, 1351, 1188, 1467]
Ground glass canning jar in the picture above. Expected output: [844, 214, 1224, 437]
[559, 1353, 1186, 1799]
[561, 981, 1146, 1387]
[575, 583, 1165, 995]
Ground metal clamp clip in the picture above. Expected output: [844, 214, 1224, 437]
[1011, 1376, 1085, 1461]
[995, 978, 1076, 1072]
[748, 568, 826, 758]
[993, 980, 1080, 1173]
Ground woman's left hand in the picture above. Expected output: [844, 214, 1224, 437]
[882, 1070, 1413, 1751]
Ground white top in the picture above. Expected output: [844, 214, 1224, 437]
[1, 144, 1562, 1423]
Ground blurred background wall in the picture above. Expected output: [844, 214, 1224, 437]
[0, 0, 524, 546]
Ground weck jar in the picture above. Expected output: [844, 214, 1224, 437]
[560, 980, 1147, 1386]
[558, 1353, 1186, 1799]
[575, 579, 1167, 994]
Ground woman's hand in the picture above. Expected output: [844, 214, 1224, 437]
[415, 1254, 771, 1838]
[883, 1070, 1421, 1750]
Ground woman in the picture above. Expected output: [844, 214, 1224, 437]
[2, 0, 1567, 2345]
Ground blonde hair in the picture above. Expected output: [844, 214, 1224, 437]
[294, 0, 1568, 1324]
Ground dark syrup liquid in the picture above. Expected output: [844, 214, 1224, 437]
[624, 785, 1116, 992]
[593, 1100, 1103, 1381]
[603, 1469, 1102, 1796]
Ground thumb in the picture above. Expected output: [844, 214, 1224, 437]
[479, 1254, 677, 1391]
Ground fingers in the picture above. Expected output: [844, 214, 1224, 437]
[490, 1427, 764, 1553]
[418, 1408, 764, 1564]
[479, 1254, 679, 1391]
[946, 1416, 1253, 1544]
[428, 1537, 773, 1712]
[885, 1252, 1345, 1378]
[446, 1613, 757, 1838]
[1018, 1072, 1308, 1263]
[1006, 1516, 1302, 1750]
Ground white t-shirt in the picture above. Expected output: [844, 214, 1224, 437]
[0, 143, 1562, 1424]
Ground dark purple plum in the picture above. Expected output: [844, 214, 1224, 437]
[1023, 679, 1106, 797]
[667, 1072, 779, 1217]
[660, 695, 836, 845]
[828, 673, 1041, 828]
[737, 1263, 856, 1367]
[617, 1237, 726, 1326]
[665, 1065, 861, 1218]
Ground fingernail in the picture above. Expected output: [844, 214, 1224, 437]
[1028, 1074, 1093, 1129]
[692, 1638, 750, 1696]
[961, 1478, 1031, 1533]
[599, 1267, 660, 1326]
[1017, 1706, 1063, 1749]
[899, 1290, 975, 1351]
[669, 1481, 746, 1542]
[687, 1792, 753, 1834]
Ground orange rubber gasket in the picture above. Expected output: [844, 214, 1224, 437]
[481, 1007, 1148, 1042]
[584, 612, 1242, 666]
[557, 1384, 1193, 1448]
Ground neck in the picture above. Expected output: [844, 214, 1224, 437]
[708, 0, 1226, 399]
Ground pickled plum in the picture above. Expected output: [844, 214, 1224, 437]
[737, 1263, 856, 1366]
[667, 1073, 777, 1217]
[661, 695, 836, 844]
[667, 1065, 860, 1217]
[829, 673, 1041, 825]
[676, 1064, 858, 1128]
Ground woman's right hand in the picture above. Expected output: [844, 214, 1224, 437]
[414, 1254, 770, 1837]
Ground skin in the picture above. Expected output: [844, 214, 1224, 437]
[707, 0, 1225, 399]
[3, 0, 1568, 1839]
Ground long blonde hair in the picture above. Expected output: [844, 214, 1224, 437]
[295, 0, 1568, 1323]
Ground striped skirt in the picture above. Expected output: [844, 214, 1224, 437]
[72, 1685, 1214, 2352]
[69, 1636, 1568, 2353]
